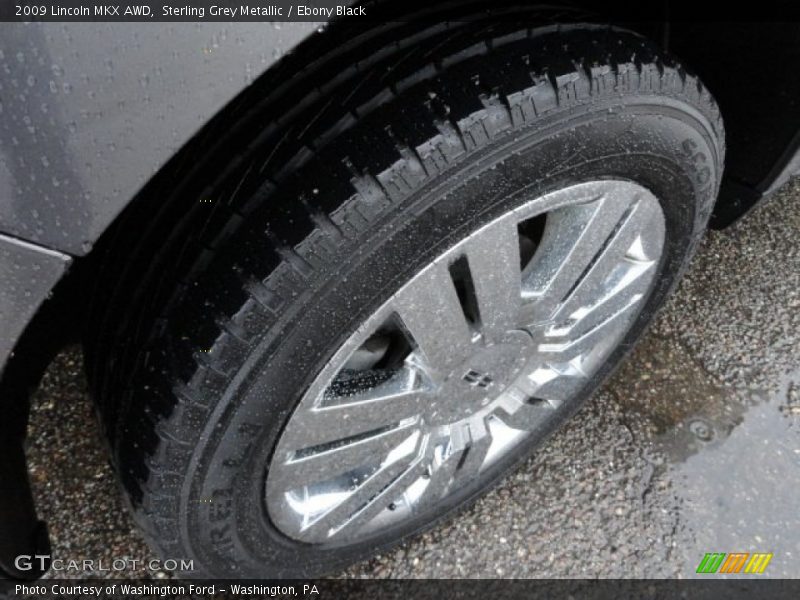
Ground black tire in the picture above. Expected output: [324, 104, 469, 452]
[90, 24, 723, 577]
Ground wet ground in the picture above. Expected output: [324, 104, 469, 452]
[27, 181, 800, 579]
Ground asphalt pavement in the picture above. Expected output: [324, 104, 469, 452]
[26, 181, 800, 579]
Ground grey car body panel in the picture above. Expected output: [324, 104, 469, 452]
[0, 233, 71, 378]
[0, 22, 318, 378]
[0, 22, 319, 255]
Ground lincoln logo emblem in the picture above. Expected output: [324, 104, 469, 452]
[462, 369, 493, 388]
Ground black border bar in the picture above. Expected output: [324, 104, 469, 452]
[2, 0, 800, 22]
[4, 579, 800, 600]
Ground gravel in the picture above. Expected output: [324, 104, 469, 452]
[26, 181, 800, 579]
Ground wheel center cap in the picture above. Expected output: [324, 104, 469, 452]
[427, 330, 533, 425]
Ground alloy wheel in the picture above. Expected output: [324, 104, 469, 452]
[266, 180, 665, 544]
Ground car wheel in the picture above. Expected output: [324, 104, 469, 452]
[92, 24, 723, 577]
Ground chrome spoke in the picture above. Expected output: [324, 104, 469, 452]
[495, 387, 556, 430]
[273, 423, 421, 489]
[415, 450, 463, 511]
[393, 263, 474, 379]
[549, 199, 663, 326]
[538, 290, 644, 358]
[267, 181, 666, 544]
[462, 218, 522, 342]
[548, 257, 655, 342]
[523, 361, 587, 405]
[521, 191, 639, 325]
[301, 454, 427, 542]
[447, 421, 492, 488]
[280, 369, 427, 449]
